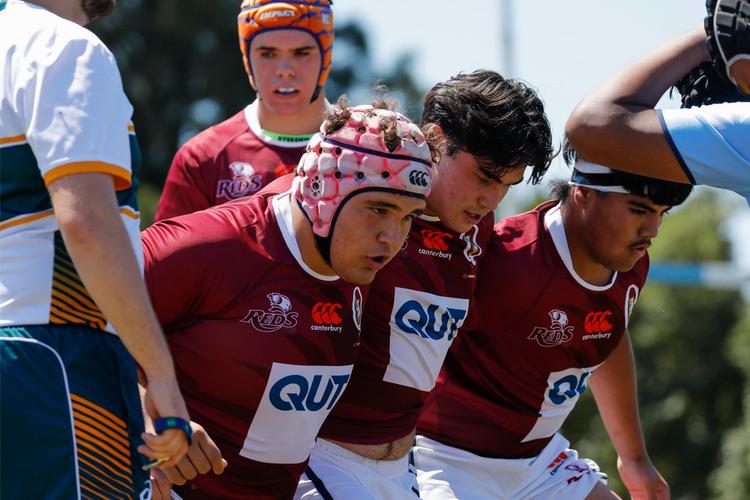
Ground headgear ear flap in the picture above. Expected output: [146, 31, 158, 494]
[238, 1, 334, 102]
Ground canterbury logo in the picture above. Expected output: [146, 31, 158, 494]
[584, 311, 613, 334]
[421, 230, 452, 251]
[408, 170, 429, 187]
[312, 302, 343, 325]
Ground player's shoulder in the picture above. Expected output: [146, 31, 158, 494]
[174, 109, 251, 161]
[6, 3, 111, 58]
[491, 201, 552, 254]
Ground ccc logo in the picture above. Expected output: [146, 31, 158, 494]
[409, 170, 429, 187]
[421, 230, 452, 251]
[312, 303, 343, 325]
[584, 311, 613, 334]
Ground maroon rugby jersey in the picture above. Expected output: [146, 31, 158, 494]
[319, 214, 493, 444]
[155, 101, 308, 221]
[418, 201, 648, 458]
[142, 175, 364, 499]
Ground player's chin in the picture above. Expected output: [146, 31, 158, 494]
[338, 266, 378, 286]
[613, 254, 641, 273]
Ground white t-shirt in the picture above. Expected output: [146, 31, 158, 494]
[0, 0, 141, 331]
[660, 102, 750, 205]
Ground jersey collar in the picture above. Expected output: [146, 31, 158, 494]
[544, 203, 617, 291]
[272, 191, 339, 282]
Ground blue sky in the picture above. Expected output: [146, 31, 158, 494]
[333, 0, 750, 282]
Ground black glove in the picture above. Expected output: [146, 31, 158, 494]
[673, 62, 750, 107]
[704, 0, 750, 84]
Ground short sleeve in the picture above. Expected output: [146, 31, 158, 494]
[154, 144, 213, 221]
[659, 103, 750, 200]
[23, 31, 133, 189]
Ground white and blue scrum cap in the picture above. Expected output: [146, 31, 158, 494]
[570, 158, 693, 206]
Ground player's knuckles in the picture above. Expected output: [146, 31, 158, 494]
[177, 462, 198, 480]
[189, 453, 212, 474]
[163, 467, 187, 485]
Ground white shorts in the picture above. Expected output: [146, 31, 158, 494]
[294, 438, 420, 500]
[413, 434, 607, 500]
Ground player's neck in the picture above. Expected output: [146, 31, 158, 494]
[32, 0, 89, 25]
[291, 197, 336, 277]
[560, 204, 615, 286]
[257, 95, 328, 135]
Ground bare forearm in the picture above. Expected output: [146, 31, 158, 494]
[49, 173, 176, 380]
[589, 334, 648, 461]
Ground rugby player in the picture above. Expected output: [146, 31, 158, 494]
[414, 146, 691, 500]
[155, 0, 334, 220]
[566, 20, 750, 205]
[142, 104, 432, 499]
[296, 70, 555, 499]
[0, 1, 190, 497]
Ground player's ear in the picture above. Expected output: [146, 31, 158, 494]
[248, 73, 258, 92]
[572, 185, 594, 206]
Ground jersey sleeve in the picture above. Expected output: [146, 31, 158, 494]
[659, 103, 750, 200]
[141, 210, 245, 327]
[155, 144, 213, 221]
[24, 30, 133, 190]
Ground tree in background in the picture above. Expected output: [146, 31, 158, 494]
[92, 3, 424, 226]
[710, 311, 750, 498]
[562, 191, 749, 499]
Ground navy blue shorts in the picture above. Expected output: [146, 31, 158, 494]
[0, 325, 151, 499]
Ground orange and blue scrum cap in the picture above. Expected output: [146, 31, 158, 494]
[238, 0, 334, 101]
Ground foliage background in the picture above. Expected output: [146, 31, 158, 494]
[92, 3, 749, 497]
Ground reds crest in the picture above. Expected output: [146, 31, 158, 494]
[528, 309, 574, 347]
[241, 293, 299, 332]
[216, 161, 263, 200]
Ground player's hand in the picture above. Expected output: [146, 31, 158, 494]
[158, 421, 228, 486]
[617, 455, 670, 500]
[138, 375, 191, 468]
[150, 467, 172, 500]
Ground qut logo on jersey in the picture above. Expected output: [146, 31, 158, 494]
[383, 288, 470, 391]
[269, 373, 350, 412]
[241, 292, 299, 332]
[548, 370, 591, 405]
[242, 363, 354, 464]
[394, 293, 467, 341]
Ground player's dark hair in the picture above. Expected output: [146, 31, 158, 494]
[81, 0, 115, 21]
[421, 70, 555, 184]
[549, 179, 571, 203]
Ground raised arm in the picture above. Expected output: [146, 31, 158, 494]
[565, 27, 709, 183]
